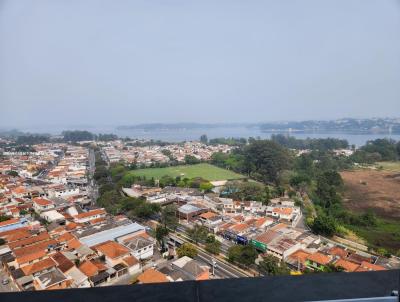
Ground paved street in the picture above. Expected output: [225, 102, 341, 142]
[194, 249, 248, 279]
[168, 233, 249, 279]
[88, 148, 98, 204]
[0, 269, 19, 292]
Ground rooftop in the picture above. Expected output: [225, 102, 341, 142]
[137, 268, 169, 284]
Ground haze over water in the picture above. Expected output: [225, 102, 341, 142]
[17, 125, 400, 147]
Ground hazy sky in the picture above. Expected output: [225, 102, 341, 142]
[1, 0, 399, 128]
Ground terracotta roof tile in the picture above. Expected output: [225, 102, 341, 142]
[0, 218, 19, 227]
[8, 232, 50, 249]
[79, 261, 98, 277]
[16, 250, 47, 266]
[199, 212, 217, 220]
[21, 258, 56, 275]
[307, 252, 331, 265]
[92, 240, 130, 259]
[356, 261, 386, 272]
[33, 198, 53, 206]
[122, 255, 139, 267]
[74, 209, 106, 220]
[287, 249, 311, 265]
[328, 246, 348, 258]
[137, 269, 169, 284]
[334, 259, 360, 272]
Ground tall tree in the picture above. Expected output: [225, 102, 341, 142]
[258, 255, 290, 276]
[244, 140, 292, 184]
[161, 204, 178, 230]
[187, 225, 209, 244]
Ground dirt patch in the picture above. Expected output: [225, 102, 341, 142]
[340, 170, 400, 219]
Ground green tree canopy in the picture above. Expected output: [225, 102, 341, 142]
[161, 204, 178, 230]
[187, 225, 209, 244]
[228, 245, 257, 266]
[177, 243, 198, 258]
[258, 255, 290, 276]
[244, 140, 293, 184]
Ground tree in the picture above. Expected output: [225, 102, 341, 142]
[0, 215, 11, 223]
[62, 130, 95, 142]
[199, 182, 214, 193]
[361, 139, 398, 161]
[6, 170, 18, 177]
[161, 204, 178, 230]
[187, 225, 209, 244]
[325, 263, 344, 273]
[177, 243, 198, 258]
[310, 213, 337, 237]
[258, 255, 290, 276]
[184, 155, 201, 165]
[237, 182, 265, 201]
[19, 210, 28, 216]
[200, 134, 208, 144]
[155, 225, 169, 249]
[228, 245, 257, 266]
[244, 140, 292, 184]
[205, 235, 221, 255]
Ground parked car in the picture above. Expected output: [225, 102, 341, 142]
[2, 279, 9, 285]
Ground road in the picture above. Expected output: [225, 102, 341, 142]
[176, 225, 233, 255]
[0, 269, 19, 292]
[168, 233, 249, 279]
[195, 249, 248, 279]
[88, 148, 98, 204]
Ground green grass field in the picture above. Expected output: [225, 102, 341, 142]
[374, 161, 400, 172]
[126, 163, 246, 181]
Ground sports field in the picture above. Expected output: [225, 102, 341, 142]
[126, 163, 246, 181]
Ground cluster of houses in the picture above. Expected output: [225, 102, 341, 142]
[101, 141, 232, 165]
[0, 204, 155, 290]
[0, 163, 157, 290]
[0, 143, 63, 178]
[0, 140, 397, 292]
[127, 186, 395, 274]
[44, 146, 89, 186]
[0, 143, 155, 290]
[0, 144, 219, 291]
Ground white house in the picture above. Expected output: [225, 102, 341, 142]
[33, 198, 55, 213]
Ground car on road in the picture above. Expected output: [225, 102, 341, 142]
[2, 279, 9, 285]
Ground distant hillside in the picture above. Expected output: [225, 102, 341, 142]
[259, 118, 400, 134]
[117, 123, 258, 130]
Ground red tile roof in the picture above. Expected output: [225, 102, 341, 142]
[51, 252, 75, 273]
[356, 261, 386, 272]
[79, 261, 99, 277]
[8, 232, 50, 249]
[137, 269, 169, 284]
[33, 198, 53, 206]
[21, 258, 56, 275]
[287, 249, 311, 265]
[307, 252, 331, 265]
[74, 209, 106, 219]
[92, 240, 130, 259]
[0, 218, 19, 227]
[334, 259, 360, 272]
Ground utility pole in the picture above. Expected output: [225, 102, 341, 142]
[211, 258, 217, 276]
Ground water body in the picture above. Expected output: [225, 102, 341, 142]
[21, 126, 400, 147]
